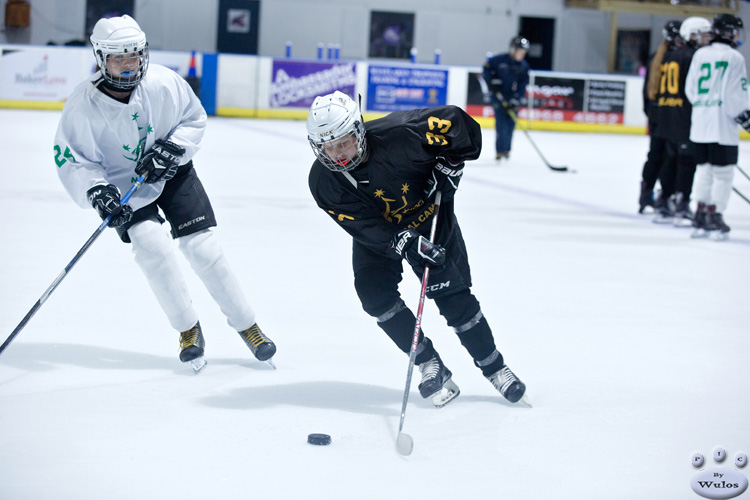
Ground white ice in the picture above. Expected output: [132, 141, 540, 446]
[1, 109, 749, 500]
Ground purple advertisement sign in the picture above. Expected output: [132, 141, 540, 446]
[270, 60, 356, 108]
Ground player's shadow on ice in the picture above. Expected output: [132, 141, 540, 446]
[0, 343, 271, 377]
[199, 381, 438, 416]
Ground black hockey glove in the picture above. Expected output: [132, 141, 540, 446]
[135, 139, 186, 184]
[735, 110, 750, 132]
[488, 78, 504, 101]
[389, 228, 446, 268]
[507, 98, 520, 113]
[425, 157, 464, 202]
[87, 184, 133, 228]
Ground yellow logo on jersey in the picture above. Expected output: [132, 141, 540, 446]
[658, 96, 684, 107]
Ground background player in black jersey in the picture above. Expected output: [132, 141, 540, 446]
[639, 20, 681, 214]
[306, 91, 528, 408]
[651, 16, 712, 225]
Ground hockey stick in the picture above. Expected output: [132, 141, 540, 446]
[0, 176, 146, 357]
[733, 186, 750, 206]
[502, 104, 572, 173]
[396, 190, 442, 456]
[737, 165, 750, 183]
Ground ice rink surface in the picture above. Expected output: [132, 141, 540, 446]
[1, 109, 748, 500]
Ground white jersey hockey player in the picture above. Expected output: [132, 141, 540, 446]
[54, 15, 276, 371]
[685, 13, 750, 240]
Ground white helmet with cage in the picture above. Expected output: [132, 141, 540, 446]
[680, 17, 712, 47]
[90, 15, 149, 91]
[306, 91, 368, 172]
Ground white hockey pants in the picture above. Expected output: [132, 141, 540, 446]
[129, 221, 255, 332]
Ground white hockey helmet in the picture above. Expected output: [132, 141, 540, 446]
[680, 17, 712, 47]
[306, 91, 368, 172]
[90, 15, 149, 90]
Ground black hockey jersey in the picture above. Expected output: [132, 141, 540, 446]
[652, 45, 697, 142]
[309, 105, 482, 258]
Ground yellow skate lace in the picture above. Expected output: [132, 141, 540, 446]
[240, 324, 269, 349]
[180, 324, 202, 349]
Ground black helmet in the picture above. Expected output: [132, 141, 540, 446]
[712, 13, 744, 47]
[662, 20, 682, 43]
[510, 36, 530, 51]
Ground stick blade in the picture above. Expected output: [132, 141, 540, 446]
[396, 432, 414, 456]
[548, 165, 570, 172]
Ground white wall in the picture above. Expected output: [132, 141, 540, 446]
[2, 0, 750, 73]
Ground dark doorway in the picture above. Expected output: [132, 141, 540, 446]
[217, 0, 261, 55]
[519, 16, 555, 71]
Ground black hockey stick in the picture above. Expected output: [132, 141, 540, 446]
[0, 175, 146, 357]
[733, 186, 750, 206]
[502, 104, 572, 173]
[396, 190, 442, 456]
[737, 165, 750, 183]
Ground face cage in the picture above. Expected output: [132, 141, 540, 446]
[99, 47, 150, 90]
[309, 131, 368, 173]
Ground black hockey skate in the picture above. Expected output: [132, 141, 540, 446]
[486, 364, 530, 406]
[417, 353, 460, 408]
[179, 322, 207, 374]
[652, 199, 674, 224]
[238, 324, 277, 368]
[638, 182, 655, 214]
[670, 193, 693, 227]
[707, 205, 730, 241]
[690, 202, 709, 238]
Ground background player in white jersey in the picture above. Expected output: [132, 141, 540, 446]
[53, 15, 276, 371]
[685, 13, 750, 240]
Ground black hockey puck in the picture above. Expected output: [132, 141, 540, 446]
[307, 433, 331, 446]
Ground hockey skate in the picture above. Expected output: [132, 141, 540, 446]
[486, 364, 531, 406]
[690, 202, 709, 238]
[638, 182, 655, 214]
[670, 193, 693, 227]
[179, 322, 207, 374]
[238, 324, 277, 368]
[417, 354, 460, 408]
[707, 205, 730, 241]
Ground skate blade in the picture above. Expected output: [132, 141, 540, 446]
[710, 232, 729, 241]
[265, 358, 277, 370]
[672, 218, 693, 228]
[652, 216, 673, 224]
[690, 229, 708, 239]
[189, 357, 207, 374]
[430, 379, 460, 408]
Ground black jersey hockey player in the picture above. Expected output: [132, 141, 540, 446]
[307, 91, 529, 407]
[651, 16, 712, 225]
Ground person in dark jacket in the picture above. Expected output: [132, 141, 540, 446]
[483, 36, 530, 160]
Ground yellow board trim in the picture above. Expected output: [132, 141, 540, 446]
[0, 100, 64, 110]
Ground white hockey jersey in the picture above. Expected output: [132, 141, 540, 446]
[685, 42, 749, 146]
[54, 64, 206, 211]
